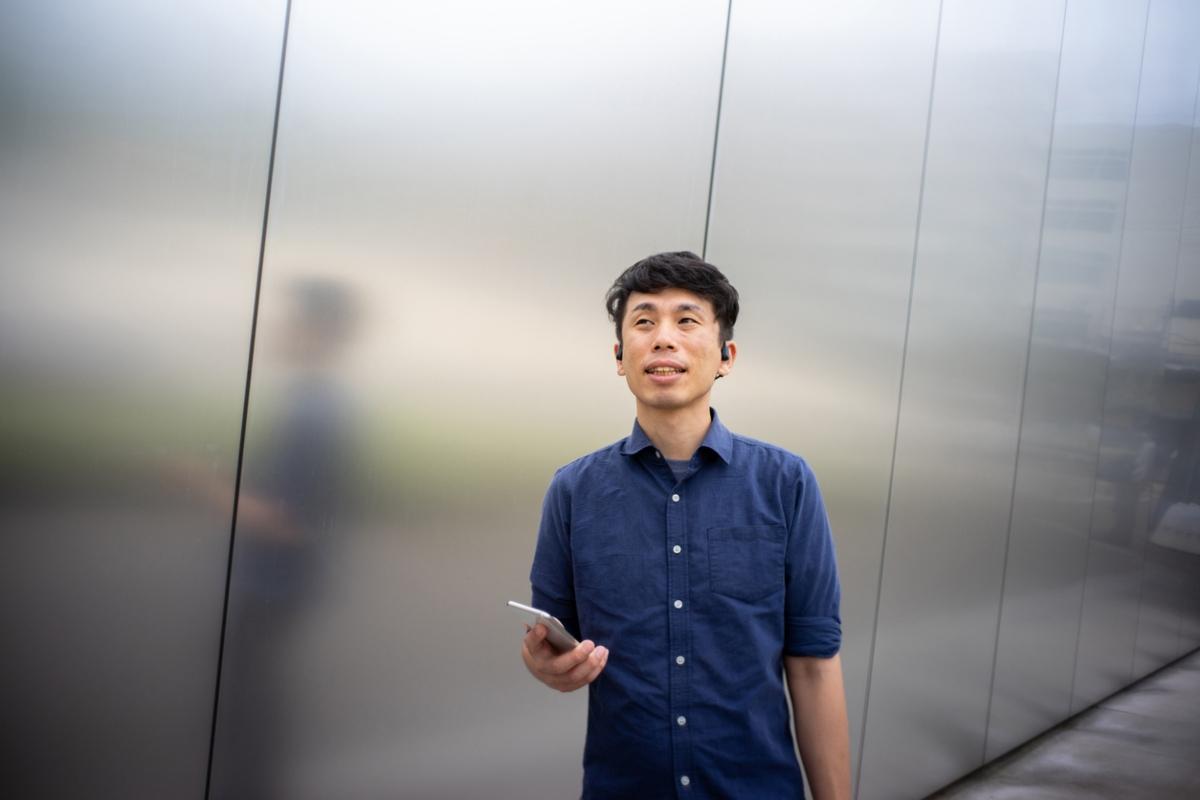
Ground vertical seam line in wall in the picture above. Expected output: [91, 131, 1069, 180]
[980, 0, 1070, 764]
[854, 1, 944, 795]
[701, 0, 733, 260]
[204, 1, 293, 797]
[1066, 0, 1153, 714]
[1130, 39, 1200, 678]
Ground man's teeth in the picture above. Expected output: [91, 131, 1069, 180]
[648, 367, 684, 374]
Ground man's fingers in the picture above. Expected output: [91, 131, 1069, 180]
[583, 656, 607, 685]
[544, 640, 592, 675]
[560, 648, 607, 691]
[523, 631, 609, 692]
[523, 623, 547, 646]
[546, 640, 595, 675]
[523, 624, 553, 658]
[562, 645, 608, 685]
[581, 646, 609, 685]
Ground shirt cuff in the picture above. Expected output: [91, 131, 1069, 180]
[784, 615, 841, 658]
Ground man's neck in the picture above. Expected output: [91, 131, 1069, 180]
[636, 400, 712, 461]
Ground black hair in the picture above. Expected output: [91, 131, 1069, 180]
[605, 251, 740, 346]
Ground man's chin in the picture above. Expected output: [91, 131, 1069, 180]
[629, 387, 709, 413]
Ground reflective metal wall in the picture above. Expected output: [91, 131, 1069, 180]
[1172, 57, 1200, 659]
[859, 3, 1066, 797]
[207, 2, 729, 798]
[1127, 0, 1200, 683]
[704, 0, 941, 781]
[986, 0, 1148, 763]
[0, 1, 284, 797]
[6, 2, 1200, 800]
[1073, 0, 1200, 714]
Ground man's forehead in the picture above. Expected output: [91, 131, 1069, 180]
[625, 289, 714, 315]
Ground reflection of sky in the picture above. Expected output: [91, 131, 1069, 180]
[1134, 0, 1200, 126]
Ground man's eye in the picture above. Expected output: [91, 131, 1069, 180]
[635, 319, 652, 326]
[679, 317, 697, 325]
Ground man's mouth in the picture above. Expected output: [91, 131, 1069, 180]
[646, 367, 686, 375]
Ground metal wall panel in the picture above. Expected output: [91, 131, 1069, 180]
[5, 3, 1195, 799]
[984, 0, 1148, 764]
[703, 1, 940, 788]
[1130, 2, 1200, 681]
[1169, 90, 1200, 656]
[0, 1, 284, 797]
[1146, 43, 1200, 666]
[858, 2, 1066, 798]
[1073, 0, 1200, 710]
[207, 3, 728, 798]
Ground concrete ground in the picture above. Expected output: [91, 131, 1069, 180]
[927, 648, 1200, 799]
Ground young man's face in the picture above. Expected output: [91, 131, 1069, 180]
[616, 287, 736, 413]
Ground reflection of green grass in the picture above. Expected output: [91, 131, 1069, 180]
[0, 385, 599, 512]
[0, 384, 242, 489]
[360, 402, 597, 510]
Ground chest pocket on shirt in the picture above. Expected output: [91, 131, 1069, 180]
[575, 553, 649, 611]
[707, 525, 786, 603]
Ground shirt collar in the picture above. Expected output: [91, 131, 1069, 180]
[620, 408, 734, 465]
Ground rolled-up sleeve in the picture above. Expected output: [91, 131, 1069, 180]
[783, 462, 842, 657]
[529, 469, 581, 640]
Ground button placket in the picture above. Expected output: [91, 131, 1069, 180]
[666, 482, 691, 795]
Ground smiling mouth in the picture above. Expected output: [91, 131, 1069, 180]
[647, 367, 686, 375]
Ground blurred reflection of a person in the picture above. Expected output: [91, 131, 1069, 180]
[215, 277, 358, 799]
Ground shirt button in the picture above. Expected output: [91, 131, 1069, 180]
[673, 599, 683, 609]
[672, 544, 682, 554]
[655, 450, 661, 458]
[676, 655, 686, 665]
[677, 715, 687, 726]
[681, 775, 691, 787]
[671, 493, 680, 502]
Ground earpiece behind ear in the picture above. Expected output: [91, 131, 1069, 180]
[720, 343, 730, 361]
[615, 344, 623, 361]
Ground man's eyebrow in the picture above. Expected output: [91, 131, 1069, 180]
[628, 301, 707, 315]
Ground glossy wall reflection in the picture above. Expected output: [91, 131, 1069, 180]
[0, 2, 284, 797]
[207, 3, 730, 798]
[3, 2, 1199, 800]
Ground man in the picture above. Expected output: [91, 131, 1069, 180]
[522, 252, 850, 799]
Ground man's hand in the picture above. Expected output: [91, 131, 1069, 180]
[522, 623, 608, 692]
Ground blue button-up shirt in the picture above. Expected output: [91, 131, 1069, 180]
[530, 410, 841, 799]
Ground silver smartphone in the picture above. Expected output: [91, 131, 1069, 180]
[508, 600, 580, 652]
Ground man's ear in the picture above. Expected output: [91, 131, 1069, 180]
[614, 342, 625, 376]
[717, 340, 737, 377]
